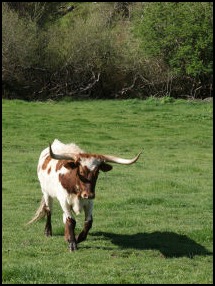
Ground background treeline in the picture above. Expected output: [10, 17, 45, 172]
[2, 2, 213, 101]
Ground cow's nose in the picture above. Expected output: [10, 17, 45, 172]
[83, 193, 88, 199]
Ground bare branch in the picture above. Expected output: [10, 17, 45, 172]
[70, 72, 101, 96]
[115, 74, 138, 98]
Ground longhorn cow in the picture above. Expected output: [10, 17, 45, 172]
[27, 139, 141, 251]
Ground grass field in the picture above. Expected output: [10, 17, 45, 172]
[2, 98, 213, 284]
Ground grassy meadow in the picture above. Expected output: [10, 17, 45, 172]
[2, 98, 213, 284]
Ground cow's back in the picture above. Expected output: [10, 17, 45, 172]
[37, 139, 83, 198]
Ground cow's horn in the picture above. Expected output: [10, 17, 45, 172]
[102, 151, 142, 165]
[49, 143, 76, 160]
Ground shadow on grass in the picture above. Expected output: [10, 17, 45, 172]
[91, 231, 212, 258]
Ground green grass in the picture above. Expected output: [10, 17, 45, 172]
[2, 98, 213, 284]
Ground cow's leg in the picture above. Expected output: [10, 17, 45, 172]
[43, 194, 53, 237]
[64, 217, 77, 251]
[44, 207, 52, 236]
[60, 200, 77, 251]
[76, 218, 93, 244]
[76, 201, 93, 244]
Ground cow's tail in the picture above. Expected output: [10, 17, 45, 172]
[26, 196, 47, 225]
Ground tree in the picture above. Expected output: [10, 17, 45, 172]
[134, 2, 213, 97]
[6, 2, 72, 27]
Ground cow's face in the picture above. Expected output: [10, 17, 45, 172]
[76, 157, 112, 199]
[76, 165, 99, 199]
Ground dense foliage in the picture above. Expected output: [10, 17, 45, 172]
[2, 2, 213, 100]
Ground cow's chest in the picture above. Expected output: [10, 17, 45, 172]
[67, 195, 90, 215]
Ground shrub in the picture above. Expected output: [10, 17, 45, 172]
[41, 5, 130, 99]
[2, 3, 41, 99]
[133, 2, 213, 98]
[2, 2, 213, 100]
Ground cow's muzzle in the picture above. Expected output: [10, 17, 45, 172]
[81, 192, 95, 199]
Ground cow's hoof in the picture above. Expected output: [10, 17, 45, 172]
[44, 230, 52, 237]
[69, 242, 77, 251]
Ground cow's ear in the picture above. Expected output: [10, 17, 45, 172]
[100, 163, 113, 172]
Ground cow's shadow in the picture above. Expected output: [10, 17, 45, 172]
[91, 231, 212, 258]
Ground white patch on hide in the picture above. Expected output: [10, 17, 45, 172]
[80, 157, 101, 171]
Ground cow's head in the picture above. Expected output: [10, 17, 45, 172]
[49, 143, 141, 199]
